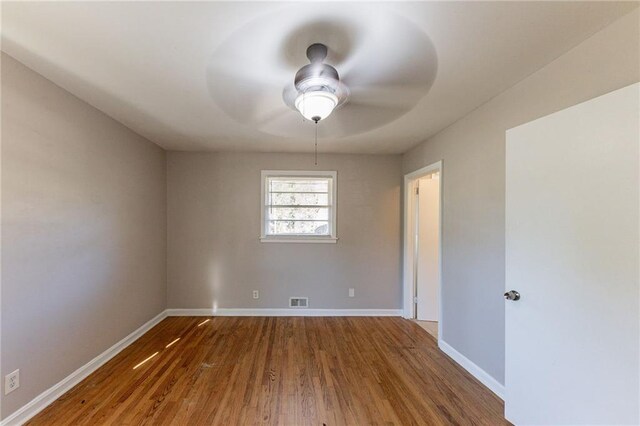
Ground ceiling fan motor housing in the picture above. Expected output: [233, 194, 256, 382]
[294, 43, 340, 94]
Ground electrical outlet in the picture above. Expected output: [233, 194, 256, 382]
[349, 288, 355, 298]
[252, 290, 259, 299]
[5, 369, 19, 395]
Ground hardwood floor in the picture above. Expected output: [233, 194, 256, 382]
[28, 317, 507, 425]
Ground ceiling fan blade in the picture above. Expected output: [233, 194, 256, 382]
[281, 84, 299, 109]
[258, 109, 310, 137]
[322, 102, 408, 137]
[339, 12, 437, 110]
[347, 85, 428, 109]
[255, 107, 297, 128]
[206, 59, 288, 124]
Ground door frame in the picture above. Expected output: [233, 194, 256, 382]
[403, 161, 443, 339]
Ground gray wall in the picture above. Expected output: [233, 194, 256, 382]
[167, 152, 402, 310]
[0, 53, 167, 419]
[402, 9, 640, 385]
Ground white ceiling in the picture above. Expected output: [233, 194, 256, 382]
[2, 2, 636, 154]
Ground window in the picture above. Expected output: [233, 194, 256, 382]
[260, 170, 337, 243]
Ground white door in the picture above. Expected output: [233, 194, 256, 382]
[505, 83, 639, 425]
[416, 176, 440, 321]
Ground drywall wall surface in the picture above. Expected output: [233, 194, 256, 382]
[167, 151, 402, 310]
[1, 53, 167, 419]
[402, 9, 640, 384]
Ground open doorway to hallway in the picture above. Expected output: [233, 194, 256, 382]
[403, 162, 442, 340]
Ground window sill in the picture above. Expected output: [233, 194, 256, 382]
[259, 236, 338, 244]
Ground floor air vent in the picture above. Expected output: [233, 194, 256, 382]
[289, 297, 309, 308]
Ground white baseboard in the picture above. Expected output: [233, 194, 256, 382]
[165, 308, 213, 316]
[0, 310, 168, 426]
[167, 308, 403, 317]
[438, 339, 505, 400]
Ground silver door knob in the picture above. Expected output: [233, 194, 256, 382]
[504, 290, 520, 301]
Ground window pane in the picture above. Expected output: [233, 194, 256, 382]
[269, 192, 329, 206]
[262, 173, 335, 239]
[268, 220, 330, 235]
[267, 207, 329, 221]
[269, 178, 329, 193]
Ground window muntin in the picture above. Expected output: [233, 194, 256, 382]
[261, 171, 337, 242]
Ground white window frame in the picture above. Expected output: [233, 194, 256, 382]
[260, 170, 337, 243]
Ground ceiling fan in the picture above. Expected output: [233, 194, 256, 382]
[292, 43, 349, 123]
[206, 9, 437, 141]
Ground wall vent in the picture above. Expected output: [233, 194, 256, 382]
[289, 297, 309, 308]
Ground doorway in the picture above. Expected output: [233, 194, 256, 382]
[403, 161, 442, 340]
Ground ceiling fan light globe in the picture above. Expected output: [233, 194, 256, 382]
[295, 91, 338, 122]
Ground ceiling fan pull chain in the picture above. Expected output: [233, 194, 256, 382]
[314, 121, 318, 166]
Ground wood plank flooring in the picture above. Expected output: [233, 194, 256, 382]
[28, 317, 508, 425]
